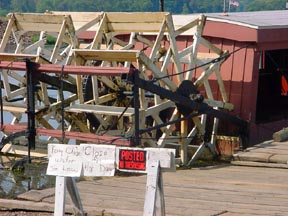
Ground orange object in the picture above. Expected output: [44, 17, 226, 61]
[281, 74, 288, 96]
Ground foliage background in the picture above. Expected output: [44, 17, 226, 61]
[0, 0, 287, 17]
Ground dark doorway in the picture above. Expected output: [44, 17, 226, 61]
[256, 49, 288, 123]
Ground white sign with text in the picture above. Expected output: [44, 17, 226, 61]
[81, 144, 116, 176]
[47, 144, 82, 177]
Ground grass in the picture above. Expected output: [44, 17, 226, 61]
[31, 35, 56, 45]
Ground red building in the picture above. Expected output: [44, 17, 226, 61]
[78, 10, 288, 146]
[203, 10, 288, 145]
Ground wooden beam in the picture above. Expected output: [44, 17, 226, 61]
[0, 53, 39, 61]
[50, 11, 103, 32]
[107, 23, 164, 33]
[106, 12, 167, 23]
[73, 49, 139, 62]
[13, 13, 66, 32]
[66, 104, 135, 117]
[50, 19, 66, 63]
[0, 14, 15, 52]
[1, 124, 132, 146]
[0, 61, 132, 76]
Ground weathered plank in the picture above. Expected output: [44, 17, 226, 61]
[1, 143, 47, 157]
[13, 164, 288, 216]
[0, 124, 132, 146]
[273, 127, 288, 142]
[66, 104, 135, 116]
[105, 12, 168, 23]
[72, 49, 139, 62]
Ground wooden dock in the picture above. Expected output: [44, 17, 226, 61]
[0, 163, 288, 216]
[233, 140, 288, 168]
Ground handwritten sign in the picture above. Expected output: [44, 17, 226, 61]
[47, 144, 82, 177]
[117, 148, 147, 172]
[81, 144, 116, 176]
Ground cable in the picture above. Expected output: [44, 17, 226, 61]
[100, 96, 134, 135]
[151, 44, 250, 83]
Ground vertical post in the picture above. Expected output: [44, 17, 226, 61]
[159, 0, 164, 12]
[26, 59, 36, 163]
[134, 70, 140, 146]
[54, 176, 67, 216]
[60, 66, 65, 143]
[0, 73, 3, 128]
[180, 119, 188, 165]
[155, 167, 165, 216]
[223, 0, 226, 13]
[143, 160, 165, 216]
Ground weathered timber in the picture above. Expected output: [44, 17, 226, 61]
[0, 124, 132, 146]
[10, 165, 288, 215]
[72, 49, 140, 62]
[273, 127, 288, 142]
[0, 61, 132, 76]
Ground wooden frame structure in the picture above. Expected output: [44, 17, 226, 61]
[0, 12, 236, 165]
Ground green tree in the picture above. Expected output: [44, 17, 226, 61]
[35, 0, 54, 12]
[3, 0, 288, 16]
[0, 0, 12, 16]
[243, 0, 286, 11]
[11, 0, 36, 12]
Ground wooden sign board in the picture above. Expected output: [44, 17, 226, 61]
[46, 144, 116, 177]
[47, 144, 82, 177]
[81, 144, 116, 176]
[146, 148, 176, 172]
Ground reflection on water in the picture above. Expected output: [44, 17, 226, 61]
[0, 155, 55, 198]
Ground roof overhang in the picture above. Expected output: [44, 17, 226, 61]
[202, 11, 288, 44]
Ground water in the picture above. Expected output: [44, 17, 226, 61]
[0, 155, 55, 198]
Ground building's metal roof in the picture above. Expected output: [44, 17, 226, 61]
[207, 10, 288, 30]
[174, 10, 288, 30]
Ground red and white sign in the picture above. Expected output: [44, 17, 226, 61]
[118, 148, 147, 172]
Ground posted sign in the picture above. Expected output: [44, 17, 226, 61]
[118, 148, 147, 172]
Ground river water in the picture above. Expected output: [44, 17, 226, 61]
[0, 156, 55, 198]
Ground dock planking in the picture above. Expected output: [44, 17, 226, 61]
[233, 140, 288, 167]
[3, 164, 287, 216]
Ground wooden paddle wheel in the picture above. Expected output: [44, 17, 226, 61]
[0, 12, 247, 165]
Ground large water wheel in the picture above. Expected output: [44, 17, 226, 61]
[0, 12, 241, 165]
[65, 12, 235, 165]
